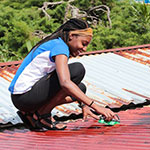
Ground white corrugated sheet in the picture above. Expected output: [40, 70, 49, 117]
[0, 77, 22, 125]
[1, 52, 150, 126]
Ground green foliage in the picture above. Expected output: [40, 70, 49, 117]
[46, 3, 67, 23]
[88, 0, 150, 51]
[0, 44, 23, 62]
[131, 2, 150, 33]
[0, 0, 150, 62]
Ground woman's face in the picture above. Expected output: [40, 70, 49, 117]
[67, 34, 92, 57]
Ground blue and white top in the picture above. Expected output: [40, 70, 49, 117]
[9, 37, 70, 94]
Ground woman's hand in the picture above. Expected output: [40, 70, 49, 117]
[82, 104, 117, 121]
[82, 105, 99, 121]
[95, 106, 116, 121]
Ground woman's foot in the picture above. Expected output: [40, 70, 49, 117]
[17, 111, 42, 131]
[33, 111, 67, 130]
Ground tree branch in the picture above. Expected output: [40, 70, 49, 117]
[39, 2, 112, 27]
[39, 1, 64, 20]
[89, 5, 112, 28]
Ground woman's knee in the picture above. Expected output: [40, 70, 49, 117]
[69, 62, 86, 84]
[78, 82, 86, 94]
[71, 82, 87, 101]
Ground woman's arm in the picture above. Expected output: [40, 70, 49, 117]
[55, 54, 116, 120]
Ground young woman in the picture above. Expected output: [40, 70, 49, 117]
[9, 18, 117, 131]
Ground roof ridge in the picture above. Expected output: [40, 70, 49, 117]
[0, 44, 150, 67]
[79, 44, 150, 56]
[0, 60, 22, 67]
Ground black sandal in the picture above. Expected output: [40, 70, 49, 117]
[17, 111, 42, 131]
[34, 111, 67, 130]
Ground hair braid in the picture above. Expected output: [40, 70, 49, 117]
[30, 18, 89, 53]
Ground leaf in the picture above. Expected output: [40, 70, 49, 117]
[26, 40, 33, 52]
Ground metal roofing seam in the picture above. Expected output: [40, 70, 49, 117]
[0, 70, 13, 82]
[116, 51, 150, 66]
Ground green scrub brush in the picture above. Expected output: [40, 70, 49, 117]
[98, 114, 120, 126]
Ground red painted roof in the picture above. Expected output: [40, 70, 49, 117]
[0, 107, 150, 150]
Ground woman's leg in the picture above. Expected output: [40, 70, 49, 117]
[11, 62, 86, 129]
[11, 62, 86, 113]
[33, 82, 86, 130]
[37, 62, 86, 113]
[37, 82, 86, 115]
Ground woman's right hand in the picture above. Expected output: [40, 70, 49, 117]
[91, 102, 118, 121]
[82, 103, 117, 121]
[95, 106, 116, 121]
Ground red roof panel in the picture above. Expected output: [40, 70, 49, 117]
[0, 107, 150, 150]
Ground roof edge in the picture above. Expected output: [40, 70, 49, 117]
[0, 60, 23, 67]
[79, 44, 150, 56]
[0, 44, 150, 66]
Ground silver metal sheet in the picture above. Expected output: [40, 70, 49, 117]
[1, 50, 150, 125]
[69, 53, 150, 105]
[0, 77, 22, 125]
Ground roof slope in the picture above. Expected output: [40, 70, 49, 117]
[0, 107, 150, 150]
[0, 44, 150, 127]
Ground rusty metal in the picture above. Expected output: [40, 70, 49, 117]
[123, 88, 150, 100]
[79, 44, 150, 56]
[0, 60, 22, 67]
[115, 48, 150, 66]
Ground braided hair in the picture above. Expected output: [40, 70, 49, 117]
[30, 18, 89, 52]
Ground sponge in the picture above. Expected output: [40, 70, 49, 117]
[98, 115, 120, 126]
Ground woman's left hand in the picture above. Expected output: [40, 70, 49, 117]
[82, 105, 99, 121]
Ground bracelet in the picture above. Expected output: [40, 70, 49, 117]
[89, 101, 94, 107]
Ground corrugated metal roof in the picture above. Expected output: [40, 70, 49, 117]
[0, 77, 22, 126]
[115, 48, 150, 66]
[0, 107, 150, 150]
[1, 44, 150, 127]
